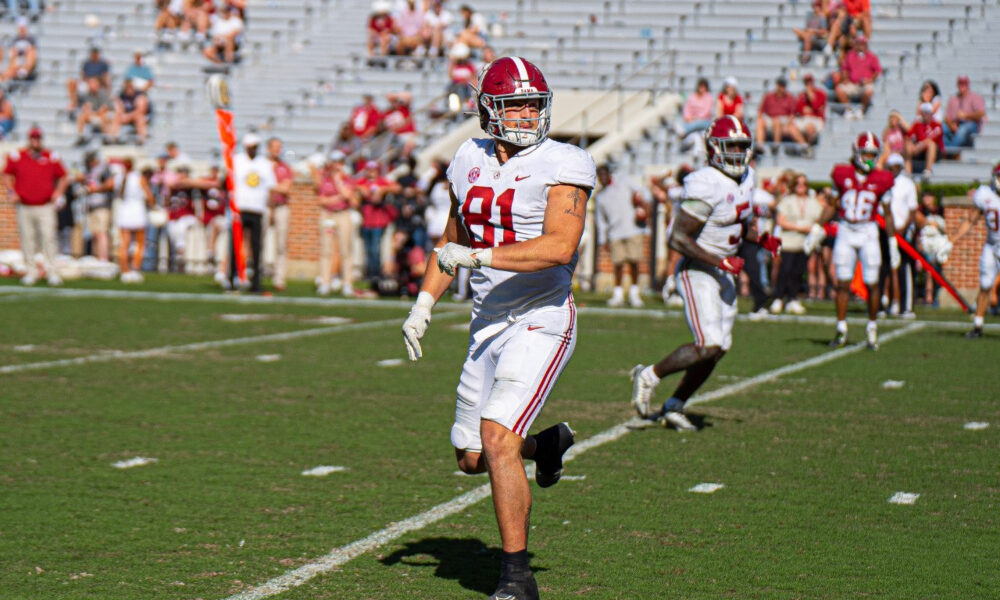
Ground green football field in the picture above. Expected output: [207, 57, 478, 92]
[1, 277, 998, 600]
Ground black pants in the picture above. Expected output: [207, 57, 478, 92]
[738, 242, 770, 311]
[230, 211, 263, 292]
[775, 251, 808, 302]
[879, 226, 915, 312]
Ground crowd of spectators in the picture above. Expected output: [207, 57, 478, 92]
[67, 47, 155, 147]
[155, 0, 246, 66]
[366, 0, 489, 67]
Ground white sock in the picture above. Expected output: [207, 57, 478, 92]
[665, 275, 676, 294]
[867, 320, 877, 333]
[974, 315, 984, 328]
[641, 365, 660, 385]
[629, 284, 640, 296]
[612, 286, 624, 299]
[837, 320, 848, 334]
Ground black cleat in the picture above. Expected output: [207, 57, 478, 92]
[489, 571, 539, 600]
[829, 332, 847, 348]
[965, 327, 983, 339]
[532, 422, 574, 488]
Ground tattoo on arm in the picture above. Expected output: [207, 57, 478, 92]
[561, 186, 588, 220]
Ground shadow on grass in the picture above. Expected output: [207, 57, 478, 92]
[380, 537, 543, 595]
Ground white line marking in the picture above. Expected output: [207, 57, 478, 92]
[219, 321, 925, 600]
[112, 457, 158, 469]
[963, 421, 989, 430]
[301, 466, 347, 477]
[888, 492, 920, 505]
[881, 379, 905, 389]
[255, 354, 282, 363]
[376, 358, 405, 367]
[688, 483, 725, 494]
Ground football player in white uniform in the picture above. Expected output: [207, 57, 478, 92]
[953, 162, 1000, 338]
[630, 117, 781, 430]
[401, 57, 596, 600]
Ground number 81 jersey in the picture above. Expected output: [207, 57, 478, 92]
[447, 137, 596, 318]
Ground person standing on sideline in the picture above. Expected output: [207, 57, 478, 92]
[774, 173, 823, 314]
[230, 133, 276, 292]
[594, 163, 649, 307]
[116, 159, 155, 283]
[267, 137, 294, 291]
[882, 153, 918, 317]
[3, 126, 67, 285]
[401, 57, 595, 600]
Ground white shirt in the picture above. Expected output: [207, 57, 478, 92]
[889, 173, 918, 231]
[211, 15, 244, 38]
[447, 137, 596, 318]
[680, 165, 755, 258]
[973, 185, 1000, 246]
[594, 175, 647, 244]
[233, 152, 277, 214]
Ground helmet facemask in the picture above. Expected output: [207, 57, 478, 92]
[707, 135, 752, 179]
[480, 90, 552, 147]
[854, 149, 879, 174]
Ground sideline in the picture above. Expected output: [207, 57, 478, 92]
[219, 322, 926, 600]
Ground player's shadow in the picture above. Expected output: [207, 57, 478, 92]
[379, 537, 543, 594]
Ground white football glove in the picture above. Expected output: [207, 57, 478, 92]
[402, 292, 435, 362]
[888, 237, 901, 270]
[803, 223, 827, 255]
[435, 242, 482, 276]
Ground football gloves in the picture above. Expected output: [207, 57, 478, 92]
[758, 232, 782, 258]
[719, 256, 745, 275]
[402, 292, 435, 361]
[435, 243, 483, 276]
[888, 237, 901, 270]
[803, 223, 827, 255]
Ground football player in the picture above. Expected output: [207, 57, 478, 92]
[821, 132, 898, 349]
[953, 162, 1000, 338]
[630, 116, 781, 430]
[401, 57, 596, 600]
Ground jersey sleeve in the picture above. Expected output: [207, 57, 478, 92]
[554, 145, 596, 190]
[3, 152, 16, 175]
[830, 165, 849, 193]
[681, 169, 717, 206]
[973, 186, 989, 212]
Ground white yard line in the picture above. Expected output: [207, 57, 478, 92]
[219, 321, 925, 600]
[0, 317, 423, 376]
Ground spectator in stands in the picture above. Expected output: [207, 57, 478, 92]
[594, 164, 649, 308]
[455, 4, 488, 50]
[756, 77, 807, 149]
[943, 75, 986, 149]
[267, 136, 294, 291]
[331, 121, 362, 159]
[424, 0, 453, 58]
[774, 173, 823, 314]
[907, 103, 944, 177]
[82, 151, 115, 262]
[794, 73, 826, 146]
[124, 50, 155, 93]
[383, 91, 418, 159]
[73, 78, 112, 146]
[355, 160, 400, 282]
[116, 159, 154, 283]
[165, 140, 191, 167]
[367, 1, 394, 59]
[349, 93, 381, 140]
[203, 4, 244, 64]
[680, 77, 713, 135]
[108, 78, 150, 145]
[155, 0, 185, 46]
[394, 0, 430, 57]
[445, 42, 476, 115]
[3, 126, 67, 286]
[877, 109, 909, 170]
[715, 76, 744, 119]
[825, 0, 854, 56]
[1, 18, 37, 84]
[66, 47, 110, 114]
[312, 150, 358, 296]
[7, 0, 40, 22]
[231, 132, 276, 292]
[180, 0, 212, 46]
[0, 86, 15, 139]
[835, 34, 880, 117]
[795, 0, 829, 63]
[844, 0, 871, 40]
[916, 79, 943, 123]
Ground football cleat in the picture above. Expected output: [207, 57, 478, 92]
[630, 364, 657, 417]
[661, 410, 698, 432]
[533, 422, 574, 488]
[829, 332, 847, 348]
[866, 326, 879, 351]
[965, 327, 983, 339]
[489, 572, 539, 600]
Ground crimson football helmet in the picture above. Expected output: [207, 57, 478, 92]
[992, 162, 1000, 193]
[852, 131, 881, 173]
[705, 116, 753, 179]
[477, 56, 552, 147]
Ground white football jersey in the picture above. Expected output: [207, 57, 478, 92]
[447, 137, 596, 318]
[973, 185, 1000, 247]
[680, 166, 755, 258]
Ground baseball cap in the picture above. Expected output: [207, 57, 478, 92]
[886, 153, 905, 167]
[242, 132, 261, 147]
[803, 72, 815, 82]
[364, 160, 380, 170]
[919, 102, 934, 114]
[28, 126, 42, 139]
[723, 76, 739, 88]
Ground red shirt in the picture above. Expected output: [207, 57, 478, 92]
[271, 160, 294, 206]
[369, 13, 393, 33]
[449, 60, 477, 85]
[759, 91, 797, 117]
[350, 103, 381, 138]
[907, 120, 944, 150]
[201, 176, 227, 225]
[796, 87, 827, 120]
[717, 93, 743, 117]
[3, 148, 66, 205]
[842, 50, 881, 84]
[383, 104, 416, 135]
[360, 202, 398, 229]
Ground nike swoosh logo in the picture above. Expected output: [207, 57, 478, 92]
[527, 325, 544, 331]
[515, 175, 531, 181]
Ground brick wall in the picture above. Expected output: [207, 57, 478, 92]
[0, 179, 19, 250]
[942, 196, 985, 307]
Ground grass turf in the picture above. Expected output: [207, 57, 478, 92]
[0, 285, 996, 599]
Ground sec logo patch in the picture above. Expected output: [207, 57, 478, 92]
[468, 167, 480, 183]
